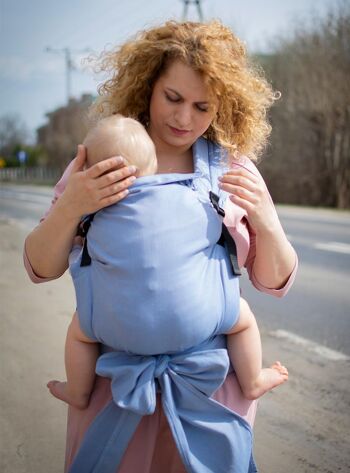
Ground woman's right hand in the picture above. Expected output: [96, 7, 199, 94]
[24, 145, 138, 279]
[58, 144, 138, 221]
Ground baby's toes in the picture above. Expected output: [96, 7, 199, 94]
[272, 362, 288, 376]
[47, 380, 59, 390]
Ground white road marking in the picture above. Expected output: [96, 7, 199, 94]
[286, 236, 350, 254]
[314, 242, 350, 254]
[270, 329, 350, 362]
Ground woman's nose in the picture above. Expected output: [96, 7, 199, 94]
[174, 105, 192, 128]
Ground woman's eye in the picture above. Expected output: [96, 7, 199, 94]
[165, 93, 208, 112]
[165, 94, 180, 103]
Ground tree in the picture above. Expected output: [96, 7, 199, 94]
[0, 114, 28, 159]
[260, 2, 350, 208]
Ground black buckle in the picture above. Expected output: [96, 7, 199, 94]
[209, 191, 241, 276]
[209, 191, 225, 217]
[77, 214, 95, 267]
[77, 214, 95, 238]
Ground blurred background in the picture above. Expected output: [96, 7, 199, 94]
[1, 3, 349, 472]
[1, 0, 349, 208]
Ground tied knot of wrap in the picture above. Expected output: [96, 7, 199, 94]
[69, 343, 254, 473]
[154, 354, 170, 378]
[95, 348, 230, 416]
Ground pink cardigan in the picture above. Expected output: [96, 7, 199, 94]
[23, 157, 297, 473]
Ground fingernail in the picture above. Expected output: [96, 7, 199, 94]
[129, 176, 136, 183]
[128, 165, 137, 173]
[115, 156, 123, 164]
[218, 176, 223, 181]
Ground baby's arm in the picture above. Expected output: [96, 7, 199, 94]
[226, 298, 288, 400]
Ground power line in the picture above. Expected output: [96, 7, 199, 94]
[181, 0, 204, 21]
[45, 47, 91, 104]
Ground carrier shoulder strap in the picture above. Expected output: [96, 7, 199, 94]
[207, 140, 241, 276]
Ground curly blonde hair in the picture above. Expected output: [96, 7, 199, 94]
[90, 20, 277, 161]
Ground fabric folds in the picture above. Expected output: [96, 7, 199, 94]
[69, 340, 253, 473]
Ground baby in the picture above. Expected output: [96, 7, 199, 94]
[47, 115, 288, 409]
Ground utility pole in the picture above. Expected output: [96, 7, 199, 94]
[45, 47, 91, 104]
[181, 0, 204, 21]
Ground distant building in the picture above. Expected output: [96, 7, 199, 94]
[37, 93, 95, 170]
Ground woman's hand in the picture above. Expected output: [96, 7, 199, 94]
[219, 165, 296, 290]
[218, 166, 279, 235]
[24, 145, 138, 279]
[58, 145, 138, 221]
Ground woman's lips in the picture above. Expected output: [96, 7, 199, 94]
[168, 125, 190, 136]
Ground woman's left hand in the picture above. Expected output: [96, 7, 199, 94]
[218, 167, 279, 235]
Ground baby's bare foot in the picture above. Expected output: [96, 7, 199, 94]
[47, 380, 90, 409]
[242, 361, 289, 400]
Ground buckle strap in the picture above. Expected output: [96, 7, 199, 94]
[77, 214, 95, 267]
[209, 192, 241, 276]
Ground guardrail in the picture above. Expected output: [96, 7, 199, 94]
[0, 167, 61, 183]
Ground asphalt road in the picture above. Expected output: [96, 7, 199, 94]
[1, 183, 349, 356]
[241, 205, 350, 356]
[1, 182, 349, 473]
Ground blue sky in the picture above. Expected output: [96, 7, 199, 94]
[0, 0, 337, 139]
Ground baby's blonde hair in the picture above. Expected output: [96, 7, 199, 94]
[83, 115, 157, 176]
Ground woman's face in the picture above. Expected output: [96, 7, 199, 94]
[148, 60, 217, 152]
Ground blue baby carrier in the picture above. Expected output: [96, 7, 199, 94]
[68, 137, 257, 473]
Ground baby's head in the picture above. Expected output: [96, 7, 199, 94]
[83, 115, 157, 177]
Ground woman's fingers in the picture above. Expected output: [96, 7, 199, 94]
[219, 168, 258, 192]
[80, 155, 139, 209]
[228, 192, 254, 210]
[219, 167, 267, 204]
[97, 165, 137, 189]
[218, 177, 257, 202]
[221, 184, 256, 203]
[99, 175, 137, 199]
[218, 166, 278, 234]
[86, 156, 126, 179]
[62, 155, 139, 218]
[99, 189, 130, 208]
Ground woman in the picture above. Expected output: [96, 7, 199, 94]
[24, 20, 297, 473]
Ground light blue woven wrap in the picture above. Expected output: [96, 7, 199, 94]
[68, 137, 256, 473]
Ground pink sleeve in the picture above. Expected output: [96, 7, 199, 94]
[224, 156, 298, 298]
[245, 228, 298, 297]
[23, 159, 76, 283]
[39, 159, 76, 222]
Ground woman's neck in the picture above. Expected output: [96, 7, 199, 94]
[147, 124, 195, 174]
[156, 147, 194, 174]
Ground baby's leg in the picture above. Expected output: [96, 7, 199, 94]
[226, 298, 288, 400]
[47, 312, 99, 409]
